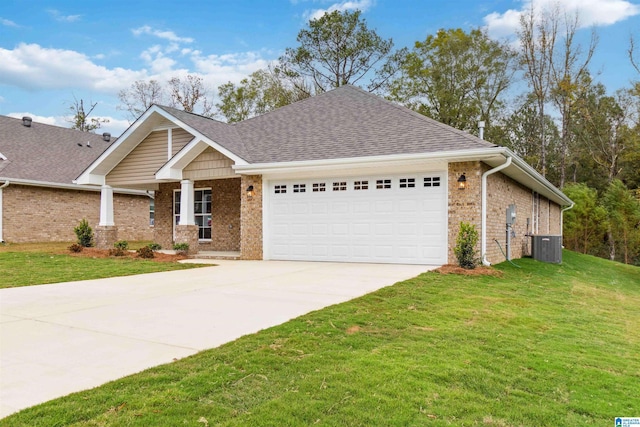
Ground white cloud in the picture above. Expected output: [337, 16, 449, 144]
[7, 112, 61, 126]
[189, 51, 271, 87]
[304, 0, 374, 21]
[1, 17, 19, 27]
[132, 25, 194, 43]
[0, 43, 147, 93]
[47, 9, 81, 23]
[484, 0, 640, 38]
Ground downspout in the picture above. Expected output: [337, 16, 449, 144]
[0, 180, 10, 243]
[481, 156, 512, 266]
[560, 202, 575, 237]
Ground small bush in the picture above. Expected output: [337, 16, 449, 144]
[147, 242, 162, 251]
[108, 248, 126, 257]
[114, 240, 129, 250]
[74, 219, 94, 247]
[137, 246, 155, 259]
[68, 243, 83, 253]
[173, 243, 189, 254]
[454, 222, 479, 269]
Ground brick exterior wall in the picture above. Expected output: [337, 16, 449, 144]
[1, 184, 152, 243]
[154, 178, 241, 251]
[448, 162, 563, 265]
[448, 162, 483, 264]
[240, 175, 263, 260]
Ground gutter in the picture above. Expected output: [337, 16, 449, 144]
[0, 177, 147, 196]
[0, 180, 9, 243]
[481, 156, 512, 266]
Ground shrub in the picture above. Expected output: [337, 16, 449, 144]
[147, 242, 162, 251]
[137, 246, 155, 259]
[114, 240, 129, 250]
[68, 243, 83, 253]
[173, 242, 189, 255]
[108, 248, 126, 257]
[454, 222, 479, 269]
[73, 219, 94, 247]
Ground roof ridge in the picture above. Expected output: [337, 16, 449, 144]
[0, 115, 109, 139]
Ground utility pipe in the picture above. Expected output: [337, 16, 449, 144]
[481, 156, 512, 266]
[0, 180, 10, 243]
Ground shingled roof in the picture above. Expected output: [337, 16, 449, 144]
[159, 85, 496, 164]
[0, 116, 114, 184]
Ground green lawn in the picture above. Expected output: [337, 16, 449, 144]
[0, 242, 204, 288]
[2, 250, 638, 426]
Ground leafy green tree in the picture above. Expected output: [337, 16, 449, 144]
[280, 10, 398, 94]
[216, 66, 310, 123]
[67, 97, 109, 132]
[562, 183, 608, 256]
[387, 28, 516, 134]
[603, 180, 640, 264]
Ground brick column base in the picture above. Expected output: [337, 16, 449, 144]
[95, 225, 118, 249]
[174, 224, 199, 254]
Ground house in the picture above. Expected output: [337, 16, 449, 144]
[0, 115, 153, 244]
[76, 85, 572, 265]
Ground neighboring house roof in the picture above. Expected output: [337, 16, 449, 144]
[0, 115, 113, 184]
[159, 85, 496, 164]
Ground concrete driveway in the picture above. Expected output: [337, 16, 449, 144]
[0, 260, 432, 417]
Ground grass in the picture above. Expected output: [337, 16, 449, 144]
[0, 242, 204, 289]
[2, 250, 639, 426]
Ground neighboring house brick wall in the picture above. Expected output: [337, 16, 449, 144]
[2, 184, 152, 243]
[153, 178, 241, 251]
[240, 175, 263, 260]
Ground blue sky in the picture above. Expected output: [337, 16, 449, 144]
[1, 0, 639, 136]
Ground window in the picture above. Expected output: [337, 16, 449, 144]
[293, 184, 306, 193]
[312, 183, 326, 192]
[424, 176, 441, 187]
[274, 184, 287, 194]
[376, 179, 391, 189]
[149, 198, 155, 226]
[354, 180, 368, 190]
[174, 188, 212, 240]
[333, 181, 347, 191]
[400, 178, 415, 188]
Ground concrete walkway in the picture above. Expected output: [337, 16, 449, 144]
[0, 260, 433, 417]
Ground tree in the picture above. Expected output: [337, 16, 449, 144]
[117, 80, 164, 122]
[116, 74, 214, 121]
[603, 180, 640, 264]
[562, 183, 608, 256]
[549, 11, 597, 188]
[67, 97, 109, 132]
[386, 28, 516, 134]
[216, 65, 310, 123]
[168, 74, 213, 116]
[518, 5, 558, 177]
[572, 76, 636, 189]
[280, 10, 398, 94]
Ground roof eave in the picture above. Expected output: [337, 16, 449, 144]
[0, 177, 149, 195]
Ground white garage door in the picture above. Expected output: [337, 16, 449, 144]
[266, 173, 447, 265]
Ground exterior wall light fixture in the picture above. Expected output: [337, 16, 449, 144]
[246, 185, 255, 198]
[457, 173, 467, 190]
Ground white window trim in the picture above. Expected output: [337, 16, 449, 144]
[173, 187, 212, 241]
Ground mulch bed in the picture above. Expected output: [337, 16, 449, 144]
[68, 247, 187, 263]
[434, 264, 503, 277]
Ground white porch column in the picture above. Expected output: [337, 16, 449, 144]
[99, 184, 115, 226]
[178, 179, 195, 225]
